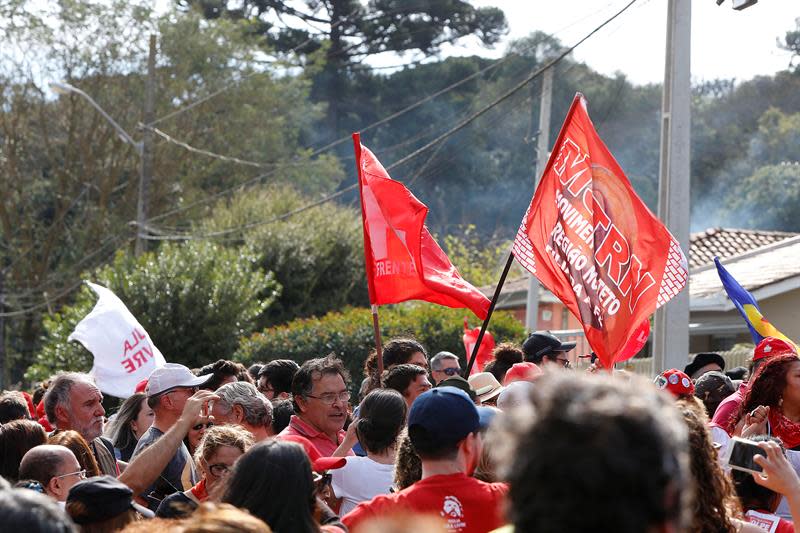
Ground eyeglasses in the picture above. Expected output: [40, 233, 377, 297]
[306, 391, 351, 405]
[192, 422, 213, 431]
[438, 367, 461, 377]
[54, 469, 86, 480]
[208, 463, 233, 477]
[556, 358, 571, 368]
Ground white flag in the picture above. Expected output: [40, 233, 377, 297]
[68, 282, 166, 398]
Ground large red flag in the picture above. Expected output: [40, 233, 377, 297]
[512, 94, 687, 369]
[354, 133, 490, 320]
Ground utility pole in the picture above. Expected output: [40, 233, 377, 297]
[653, 0, 691, 373]
[136, 34, 157, 257]
[525, 66, 554, 333]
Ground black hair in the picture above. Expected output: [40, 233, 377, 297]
[247, 363, 264, 382]
[0, 420, 47, 481]
[382, 364, 427, 397]
[270, 398, 294, 434]
[364, 338, 427, 376]
[222, 440, 320, 533]
[0, 489, 76, 532]
[356, 389, 407, 455]
[484, 343, 524, 383]
[259, 359, 301, 396]
[291, 355, 350, 411]
[503, 372, 689, 533]
[408, 425, 463, 461]
[0, 391, 30, 424]
[197, 359, 241, 391]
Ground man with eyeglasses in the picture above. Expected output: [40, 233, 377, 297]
[19, 444, 84, 506]
[278, 355, 355, 457]
[521, 331, 576, 369]
[129, 363, 216, 511]
[430, 351, 461, 385]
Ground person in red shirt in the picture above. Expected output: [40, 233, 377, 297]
[278, 355, 354, 457]
[342, 387, 507, 533]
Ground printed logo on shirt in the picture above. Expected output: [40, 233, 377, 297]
[441, 495, 466, 530]
[746, 510, 780, 533]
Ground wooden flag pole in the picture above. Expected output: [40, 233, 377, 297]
[371, 304, 384, 388]
[464, 252, 516, 376]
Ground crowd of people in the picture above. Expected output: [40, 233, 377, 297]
[2, 331, 800, 532]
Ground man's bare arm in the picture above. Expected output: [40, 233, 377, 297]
[118, 390, 217, 494]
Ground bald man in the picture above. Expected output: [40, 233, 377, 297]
[19, 444, 84, 504]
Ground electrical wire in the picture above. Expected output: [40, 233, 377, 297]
[140, 0, 639, 241]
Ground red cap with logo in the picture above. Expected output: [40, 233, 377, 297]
[753, 337, 797, 361]
[654, 369, 695, 397]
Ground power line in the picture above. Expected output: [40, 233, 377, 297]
[140, 0, 639, 241]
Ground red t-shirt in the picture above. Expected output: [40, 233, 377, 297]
[342, 473, 508, 533]
[745, 509, 794, 533]
[711, 382, 747, 432]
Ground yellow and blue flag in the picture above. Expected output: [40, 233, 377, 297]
[714, 257, 795, 346]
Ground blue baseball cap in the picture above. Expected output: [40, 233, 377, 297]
[408, 387, 480, 443]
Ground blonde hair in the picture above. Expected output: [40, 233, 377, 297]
[195, 424, 254, 465]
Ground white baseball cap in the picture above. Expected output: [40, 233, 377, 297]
[146, 363, 212, 396]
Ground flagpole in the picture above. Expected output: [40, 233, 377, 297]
[371, 305, 384, 387]
[465, 252, 515, 376]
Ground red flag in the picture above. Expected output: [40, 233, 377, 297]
[463, 318, 495, 376]
[512, 94, 687, 370]
[354, 133, 490, 319]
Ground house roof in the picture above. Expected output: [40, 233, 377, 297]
[690, 234, 800, 311]
[689, 227, 797, 270]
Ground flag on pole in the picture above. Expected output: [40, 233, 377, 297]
[512, 94, 688, 369]
[714, 257, 796, 347]
[354, 133, 490, 319]
[463, 318, 495, 376]
[68, 282, 166, 398]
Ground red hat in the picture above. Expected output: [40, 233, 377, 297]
[654, 369, 694, 397]
[503, 362, 544, 385]
[134, 379, 148, 394]
[313, 457, 346, 473]
[753, 337, 797, 361]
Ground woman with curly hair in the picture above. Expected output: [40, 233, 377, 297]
[729, 354, 800, 450]
[678, 403, 761, 533]
[483, 343, 523, 384]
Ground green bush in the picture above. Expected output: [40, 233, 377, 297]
[28, 241, 277, 383]
[235, 303, 526, 387]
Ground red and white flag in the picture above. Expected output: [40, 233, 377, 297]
[512, 94, 687, 369]
[354, 133, 490, 319]
[463, 318, 495, 376]
[69, 282, 166, 398]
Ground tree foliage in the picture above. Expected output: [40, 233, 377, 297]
[29, 241, 276, 383]
[235, 303, 526, 387]
[201, 186, 368, 327]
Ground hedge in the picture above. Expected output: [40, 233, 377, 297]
[235, 303, 526, 387]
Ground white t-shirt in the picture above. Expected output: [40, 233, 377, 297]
[331, 456, 395, 516]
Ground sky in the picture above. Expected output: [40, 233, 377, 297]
[418, 0, 798, 85]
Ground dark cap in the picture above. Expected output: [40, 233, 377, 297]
[522, 331, 576, 361]
[436, 375, 478, 403]
[67, 475, 154, 523]
[408, 387, 479, 443]
[684, 352, 726, 379]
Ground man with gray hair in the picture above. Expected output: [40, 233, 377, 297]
[44, 372, 117, 476]
[430, 351, 461, 385]
[211, 381, 273, 442]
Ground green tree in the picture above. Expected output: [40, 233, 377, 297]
[202, 186, 368, 327]
[722, 163, 800, 231]
[235, 303, 525, 387]
[183, 0, 507, 133]
[29, 241, 276, 383]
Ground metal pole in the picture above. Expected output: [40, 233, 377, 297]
[136, 34, 157, 257]
[525, 66, 553, 333]
[653, 0, 691, 374]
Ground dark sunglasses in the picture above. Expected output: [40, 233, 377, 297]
[192, 422, 213, 431]
[439, 367, 461, 376]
